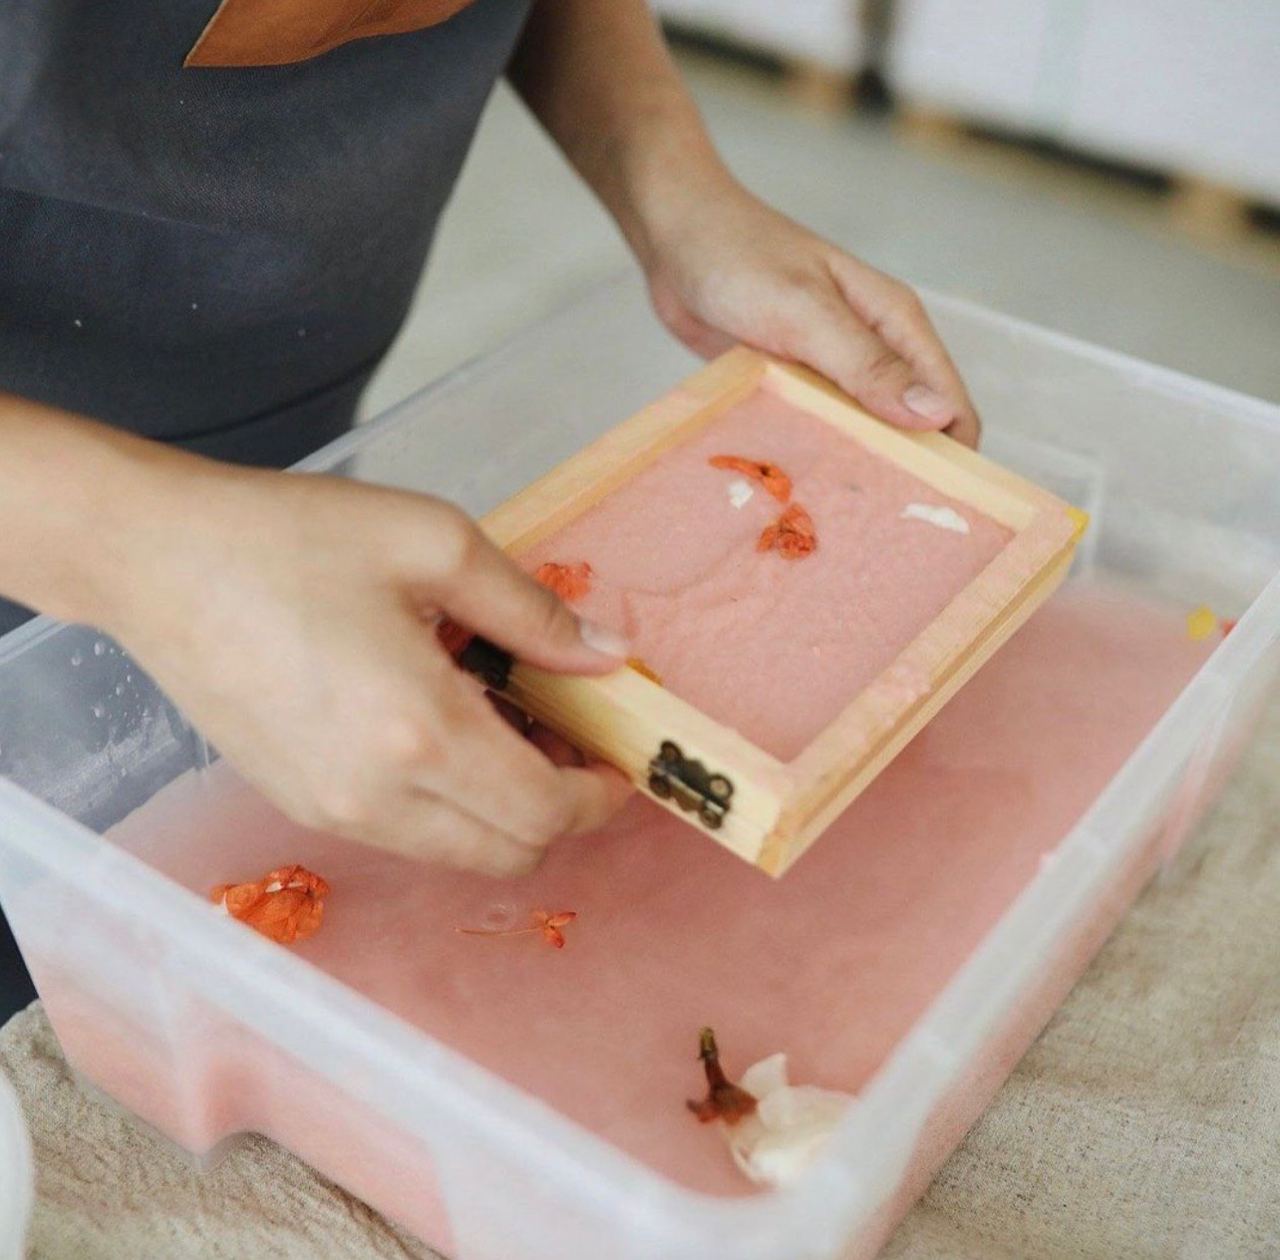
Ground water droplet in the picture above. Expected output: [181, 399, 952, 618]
[93, 640, 106, 656]
[70, 651, 83, 666]
[478, 902, 519, 932]
[91, 703, 105, 719]
[115, 683, 125, 696]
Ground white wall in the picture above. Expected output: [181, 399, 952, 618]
[887, 0, 1280, 203]
[653, 0, 868, 72]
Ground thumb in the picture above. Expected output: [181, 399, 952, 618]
[792, 295, 956, 433]
[431, 514, 629, 675]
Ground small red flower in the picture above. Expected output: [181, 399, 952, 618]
[534, 909, 577, 949]
[457, 908, 578, 950]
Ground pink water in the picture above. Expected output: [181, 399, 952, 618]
[520, 387, 1013, 759]
[106, 579, 1214, 1197]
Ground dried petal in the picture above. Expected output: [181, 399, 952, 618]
[722, 1053, 856, 1188]
[211, 863, 329, 945]
[534, 562, 593, 602]
[536, 909, 575, 948]
[757, 503, 816, 559]
[686, 1028, 758, 1127]
[900, 502, 971, 535]
[709, 455, 792, 503]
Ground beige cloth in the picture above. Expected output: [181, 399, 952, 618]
[4, 698, 1278, 1260]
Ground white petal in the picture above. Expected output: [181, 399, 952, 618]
[758, 1083, 850, 1131]
[731, 1117, 838, 1186]
[706, 1049, 858, 1189]
[900, 503, 970, 534]
[726, 1086, 853, 1188]
[740, 1053, 789, 1099]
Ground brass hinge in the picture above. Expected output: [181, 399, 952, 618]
[647, 740, 734, 830]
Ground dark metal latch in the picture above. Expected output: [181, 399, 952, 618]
[459, 635, 513, 691]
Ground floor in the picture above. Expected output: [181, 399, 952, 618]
[362, 47, 1280, 422]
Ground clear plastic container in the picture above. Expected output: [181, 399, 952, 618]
[0, 1070, 32, 1260]
[0, 274, 1277, 1260]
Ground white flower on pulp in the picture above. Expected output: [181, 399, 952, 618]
[900, 502, 971, 535]
[723, 1054, 855, 1188]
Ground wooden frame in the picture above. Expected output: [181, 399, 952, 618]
[480, 348, 1088, 877]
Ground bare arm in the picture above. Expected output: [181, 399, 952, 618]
[0, 395, 629, 872]
[510, 1, 980, 446]
[0, 394, 157, 626]
[509, 2, 723, 268]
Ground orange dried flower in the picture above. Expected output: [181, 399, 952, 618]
[457, 908, 578, 950]
[534, 909, 577, 949]
[709, 455, 792, 503]
[757, 503, 817, 559]
[627, 657, 663, 685]
[534, 561, 593, 602]
[687, 1028, 758, 1126]
[211, 864, 329, 945]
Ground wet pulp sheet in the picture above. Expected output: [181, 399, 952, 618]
[106, 579, 1215, 1196]
[520, 386, 1013, 759]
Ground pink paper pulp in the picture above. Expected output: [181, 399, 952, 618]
[520, 388, 1014, 759]
[72, 580, 1215, 1246]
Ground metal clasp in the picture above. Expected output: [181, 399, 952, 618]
[459, 636, 513, 691]
[647, 740, 734, 830]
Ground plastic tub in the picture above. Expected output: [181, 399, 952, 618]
[0, 274, 1277, 1260]
[0, 1069, 33, 1260]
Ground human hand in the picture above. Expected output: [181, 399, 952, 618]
[508, 1, 976, 443]
[639, 172, 981, 448]
[100, 462, 633, 876]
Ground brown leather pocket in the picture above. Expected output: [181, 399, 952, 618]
[185, 0, 477, 67]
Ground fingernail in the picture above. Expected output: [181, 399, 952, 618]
[903, 384, 952, 423]
[579, 618, 630, 658]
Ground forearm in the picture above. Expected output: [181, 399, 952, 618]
[509, 0, 733, 266]
[0, 394, 221, 629]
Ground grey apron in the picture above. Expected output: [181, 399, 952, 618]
[0, 0, 532, 1012]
